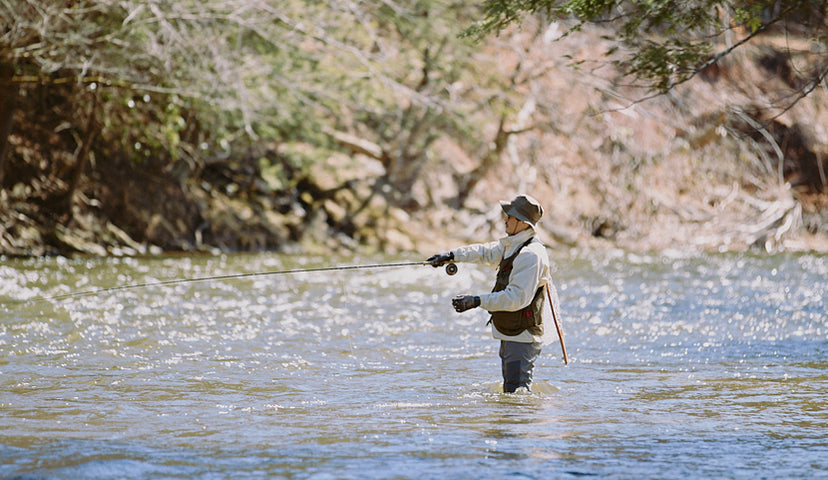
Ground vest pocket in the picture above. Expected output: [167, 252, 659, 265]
[490, 287, 544, 336]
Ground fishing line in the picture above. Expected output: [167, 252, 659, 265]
[26, 261, 458, 303]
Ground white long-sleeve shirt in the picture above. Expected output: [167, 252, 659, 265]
[452, 228, 559, 344]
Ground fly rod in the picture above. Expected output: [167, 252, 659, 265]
[30, 261, 459, 303]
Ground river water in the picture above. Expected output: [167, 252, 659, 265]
[1, 249, 826, 479]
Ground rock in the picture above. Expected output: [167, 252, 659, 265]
[303, 208, 330, 245]
[382, 227, 415, 252]
[323, 199, 347, 224]
[308, 152, 385, 192]
[51, 224, 107, 256]
[105, 222, 145, 254]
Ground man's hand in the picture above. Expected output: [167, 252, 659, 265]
[452, 295, 480, 313]
[426, 251, 454, 267]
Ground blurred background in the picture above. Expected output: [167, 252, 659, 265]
[1, 0, 826, 258]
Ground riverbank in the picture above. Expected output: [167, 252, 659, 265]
[2, 160, 826, 258]
[2, 24, 826, 258]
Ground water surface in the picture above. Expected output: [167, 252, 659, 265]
[1, 250, 826, 479]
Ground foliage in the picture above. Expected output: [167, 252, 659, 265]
[1, 0, 513, 208]
[1, 1, 826, 255]
[466, 0, 828, 95]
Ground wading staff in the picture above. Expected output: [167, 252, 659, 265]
[546, 284, 569, 365]
[29, 260, 459, 303]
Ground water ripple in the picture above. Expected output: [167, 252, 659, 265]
[1, 251, 826, 479]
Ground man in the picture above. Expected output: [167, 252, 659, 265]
[427, 194, 557, 393]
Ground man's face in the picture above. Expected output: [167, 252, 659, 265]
[504, 215, 529, 235]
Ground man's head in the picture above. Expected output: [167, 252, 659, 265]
[500, 194, 543, 234]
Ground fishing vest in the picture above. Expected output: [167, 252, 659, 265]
[489, 238, 544, 337]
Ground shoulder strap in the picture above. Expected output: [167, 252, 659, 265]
[504, 236, 537, 262]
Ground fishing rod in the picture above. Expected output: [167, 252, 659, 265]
[29, 260, 459, 303]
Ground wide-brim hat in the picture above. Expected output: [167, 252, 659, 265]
[500, 194, 543, 228]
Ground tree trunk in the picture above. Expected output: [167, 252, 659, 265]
[62, 93, 99, 220]
[0, 60, 17, 188]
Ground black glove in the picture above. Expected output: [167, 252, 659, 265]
[426, 251, 454, 267]
[452, 295, 480, 313]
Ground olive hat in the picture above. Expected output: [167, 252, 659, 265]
[500, 194, 543, 228]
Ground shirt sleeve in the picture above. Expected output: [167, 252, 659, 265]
[452, 241, 504, 267]
[478, 248, 543, 312]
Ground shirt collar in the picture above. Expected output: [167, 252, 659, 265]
[499, 228, 536, 256]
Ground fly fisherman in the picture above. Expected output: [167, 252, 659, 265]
[427, 194, 559, 393]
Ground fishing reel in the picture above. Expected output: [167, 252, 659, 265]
[424, 256, 458, 275]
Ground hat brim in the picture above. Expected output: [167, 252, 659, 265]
[500, 201, 536, 227]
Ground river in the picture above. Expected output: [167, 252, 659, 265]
[1, 249, 826, 479]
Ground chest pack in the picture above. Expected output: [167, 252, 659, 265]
[489, 237, 544, 337]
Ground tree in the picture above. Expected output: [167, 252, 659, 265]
[279, 1, 497, 208]
[1, 0, 532, 250]
[241, 0, 532, 210]
[466, 0, 828, 250]
[0, 1, 499, 202]
[467, 0, 828, 108]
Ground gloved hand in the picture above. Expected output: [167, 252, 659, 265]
[426, 251, 454, 267]
[452, 295, 480, 313]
